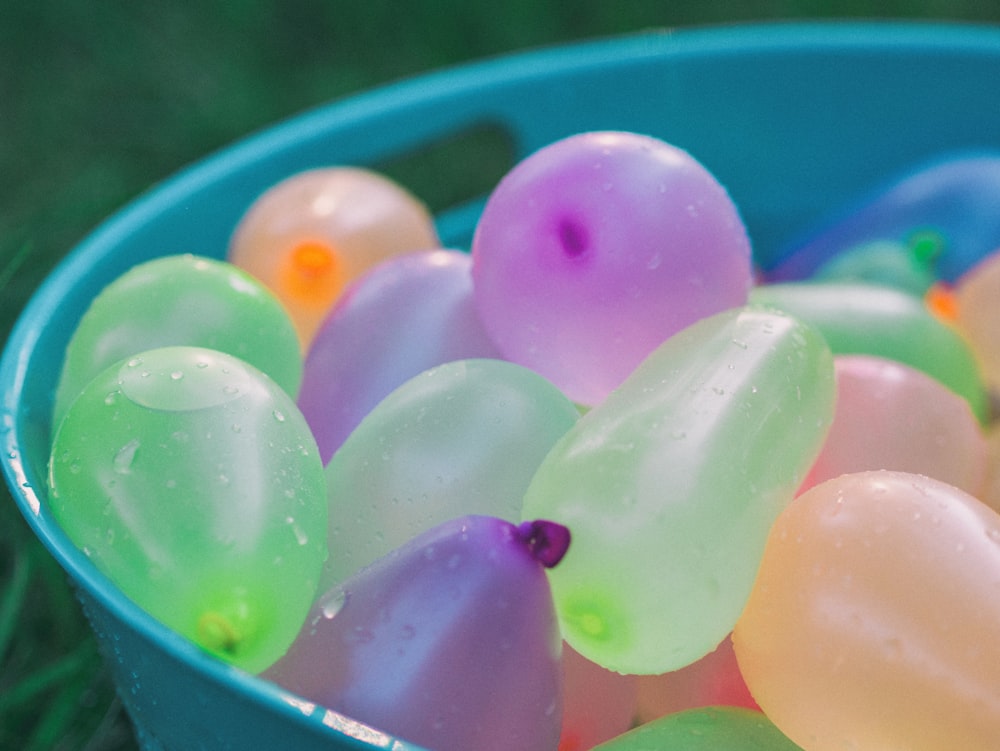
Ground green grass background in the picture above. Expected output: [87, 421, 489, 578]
[3, 2, 999, 749]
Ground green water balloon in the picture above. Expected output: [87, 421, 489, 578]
[322, 357, 580, 589]
[53, 254, 303, 431]
[591, 706, 803, 751]
[520, 306, 835, 675]
[749, 281, 989, 423]
[810, 237, 939, 296]
[48, 346, 327, 673]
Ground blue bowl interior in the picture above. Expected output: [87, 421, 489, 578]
[5, 21, 1000, 751]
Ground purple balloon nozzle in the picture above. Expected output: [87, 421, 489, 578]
[516, 519, 571, 568]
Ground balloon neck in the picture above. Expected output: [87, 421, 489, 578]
[197, 611, 244, 656]
[516, 519, 571, 568]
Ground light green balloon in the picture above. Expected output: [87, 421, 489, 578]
[592, 707, 803, 750]
[322, 358, 580, 589]
[53, 254, 303, 432]
[749, 281, 989, 423]
[810, 237, 938, 296]
[520, 306, 835, 675]
[48, 346, 326, 674]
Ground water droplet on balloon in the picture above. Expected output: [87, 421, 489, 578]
[113, 439, 140, 474]
[319, 588, 347, 619]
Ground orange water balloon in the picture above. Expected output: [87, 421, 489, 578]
[229, 167, 439, 348]
[734, 470, 1000, 751]
[955, 247, 1000, 396]
[975, 422, 1000, 515]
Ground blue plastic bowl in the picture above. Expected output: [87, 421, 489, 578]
[5, 21, 1000, 751]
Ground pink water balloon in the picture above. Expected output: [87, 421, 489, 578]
[560, 643, 638, 751]
[634, 635, 757, 724]
[800, 354, 987, 495]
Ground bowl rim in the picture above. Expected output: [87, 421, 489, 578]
[5, 18, 1000, 749]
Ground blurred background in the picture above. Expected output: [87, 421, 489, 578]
[2, 2, 999, 749]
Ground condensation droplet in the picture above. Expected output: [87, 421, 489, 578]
[319, 588, 347, 619]
[113, 439, 140, 475]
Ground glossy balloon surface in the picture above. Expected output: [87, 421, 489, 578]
[521, 306, 835, 674]
[591, 706, 802, 751]
[49, 346, 327, 673]
[297, 249, 502, 464]
[978, 422, 1000, 515]
[733, 470, 1000, 751]
[750, 281, 989, 423]
[766, 152, 1000, 282]
[322, 357, 579, 588]
[472, 130, 752, 406]
[800, 355, 987, 494]
[229, 167, 439, 347]
[53, 254, 302, 430]
[810, 237, 938, 295]
[955, 248, 1000, 396]
[263, 515, 567, 751]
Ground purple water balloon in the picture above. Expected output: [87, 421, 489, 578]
[262, 515, 568, 751]
[471, 131, 753, 406]
[297, 249, 502, 463]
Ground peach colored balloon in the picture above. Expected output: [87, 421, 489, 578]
[733, 470, 1000, 751]
[228, 167, 439, 348]
[975, 422, 1000, 515]
[634, 634, 757, 724]
[800, 355, 987, 495]
[956, 247, 1000, 393]
[560, 643, 638, 751]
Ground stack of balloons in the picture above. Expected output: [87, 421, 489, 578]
[47, 130, 1000, 751]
